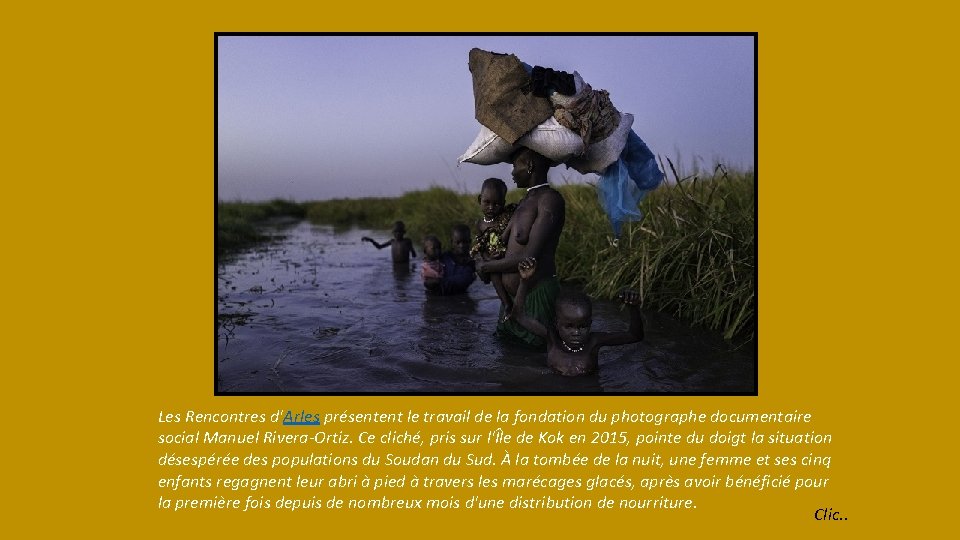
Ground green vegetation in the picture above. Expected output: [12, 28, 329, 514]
[302, 186, 525, 243]
[218, 169, 755, 341]
[558, 165, 755, 342]
[217, 199, 307, 255]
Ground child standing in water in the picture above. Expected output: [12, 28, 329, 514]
[362, 220, 416, 264]
[425, 225, 476, 295]
[511, 257, 644, 376]
[470, 178, 517, 318]
[421, 235, 444, 285]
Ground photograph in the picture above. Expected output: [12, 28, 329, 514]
[216, 34, 756, 394]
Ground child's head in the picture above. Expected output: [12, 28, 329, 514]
[478, 178, 508, 220]
[555, 290, 593, 350]
[392, 221, 406, 239]
[451, 224, 472, 256]
[423, 235, 441, 260]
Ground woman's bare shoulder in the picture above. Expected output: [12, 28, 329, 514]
[539, 188, 565, 206]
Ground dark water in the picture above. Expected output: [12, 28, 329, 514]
[217, 222, 755, 394]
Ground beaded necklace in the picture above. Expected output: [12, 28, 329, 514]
[527, 183, 550, 193]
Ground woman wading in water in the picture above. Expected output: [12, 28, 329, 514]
[475, 148, 565, 349]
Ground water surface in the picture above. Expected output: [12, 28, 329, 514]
[217, 222, 754, 394]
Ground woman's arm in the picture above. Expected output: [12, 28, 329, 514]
[510, 258, 548, 338]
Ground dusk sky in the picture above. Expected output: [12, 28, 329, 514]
[217, 35, 755, 201]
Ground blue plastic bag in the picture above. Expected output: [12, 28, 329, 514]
[597, 130, 664, 238]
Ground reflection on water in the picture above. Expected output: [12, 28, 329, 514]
[217, 222, 755, 394]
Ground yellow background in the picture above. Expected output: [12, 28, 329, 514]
[5, 1, 955, 537]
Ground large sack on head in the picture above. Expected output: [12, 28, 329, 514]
[469, 48, 554, 144]
[458, 125, 520, 165]
[517, 117, 584, 163]
[459, 118, 585, 165]
[567, 112, 634, 174]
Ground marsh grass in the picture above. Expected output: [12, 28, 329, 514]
[557, 164, 755, 341]
[304, 186, 512, 247]
[217, 199, 307, 255]
[220, 169, 755, 341]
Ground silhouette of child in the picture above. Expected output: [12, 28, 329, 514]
[362, 220, 416, 264]
[471, 178, 517, 319]
[511, 257, 644, 376]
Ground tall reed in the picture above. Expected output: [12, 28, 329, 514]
[557, 166, 755, 341]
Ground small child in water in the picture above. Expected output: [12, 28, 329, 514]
[424, 226, 477, 295]
[421, 235, 444, 284]
[444, 224, 477, 294]
[362, 220, 416, 264]
[511, 257, 644, 376]
[470, 178, 517, 317]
